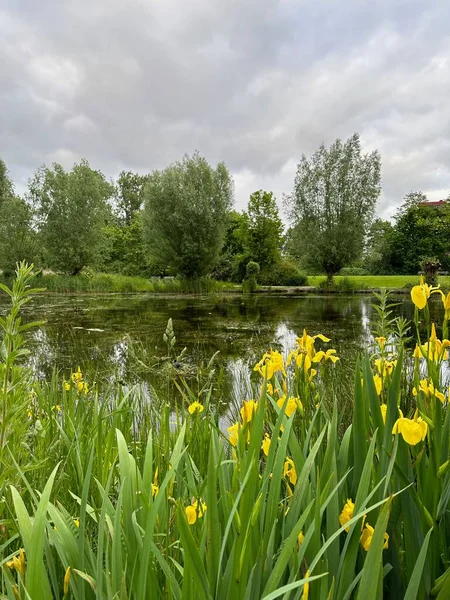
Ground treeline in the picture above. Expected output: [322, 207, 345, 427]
[0, 153, 300, 284]
[1, 133, 447, 283]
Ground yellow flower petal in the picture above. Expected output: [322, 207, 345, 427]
[339, 498, 354, 532]
[411, 285, 427, 309]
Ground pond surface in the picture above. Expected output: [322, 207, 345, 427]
[1, 292, 427, 393]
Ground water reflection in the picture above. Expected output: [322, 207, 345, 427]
[0, 292, 445, 399]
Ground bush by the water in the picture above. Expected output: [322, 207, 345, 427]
[259, 259, 308, 286]
[1, 265, 449, 599]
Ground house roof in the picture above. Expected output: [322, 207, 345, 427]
[419, 200, 448, 207]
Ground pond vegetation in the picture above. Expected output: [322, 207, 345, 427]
[0, 264, 449, 598]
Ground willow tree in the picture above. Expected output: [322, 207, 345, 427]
[143, 152, 234, 278]
[285, 133, 381, 282]
[29, 160, 114, 274]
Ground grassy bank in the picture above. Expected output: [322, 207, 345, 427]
[1, 266, 449, 599]
[309, 274, 450, 291]
[0, 271, 239, 294]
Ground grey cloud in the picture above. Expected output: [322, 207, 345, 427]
[1, 0, 450, 216]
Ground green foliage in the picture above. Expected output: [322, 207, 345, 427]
[339, 266, 369, 276]
[0, 158, 14, 209]
[242, 190, 284, 270]
[387, 194, 450, 274]
[28, 160, 114, 274]
[363, 218, 394, 275]
[244, 260, 259, 293]
[211, 211, 248, 281]
[259, 259, 308, 286]
[286, 133, 381, 281]
[115, 170, 147, 225]
[102, 214, 150, 276]
[143, 152, 234, 278]
[0, 195, 37, 275]
[2, 270, 450, 598]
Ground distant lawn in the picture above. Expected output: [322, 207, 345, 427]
[308, 275, 450, 290]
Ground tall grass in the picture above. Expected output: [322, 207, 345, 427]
[0, 271, 238, 295]
[0, 264, 449, 599]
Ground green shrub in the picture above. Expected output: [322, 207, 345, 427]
[339, 266, 369, 276]
[259, 259, 308, 286]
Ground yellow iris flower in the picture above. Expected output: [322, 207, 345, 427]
[261, 433, 271, 456]
[185, 499, 207, 525]
[276, 396, 302, 417]
[339, 498, 355, 532]
[374, 358, 396, 377]
[152, 468, 159, 498]
[254, 349, 286, 379]
[188, 400, 204, 414]
[312, 349, 339, 364]
[240, 400, 258, 425]
[411, 276, 440, 310]
[392, 409, 428, 445]
[441, 291, 450, 320]
[413, 379, 445, 403]
[283, 458, 297, 486]
[227, 422, 239, 447]
[6, 549, 26, 577]
[380, 404, 387, 424]
[375, 336, 386, 350]
[64, 566, 71, 596]
[414, 323, 450, 362]
[373, 374, 383, 396]
[360, 523, 389, 551]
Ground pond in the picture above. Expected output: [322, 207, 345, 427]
[2, 292, 432, 399]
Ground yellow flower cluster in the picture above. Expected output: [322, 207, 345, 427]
[286, 329, 339, 372]
[339, 500, 389, 551]
[413, 379, 445, 403]
[413, 324, 450, 362]
[254, 349, 286, 379]
[64, 367, 89, 395]
[227, 399, 258, 447]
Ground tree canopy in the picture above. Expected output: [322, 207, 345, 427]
[387, 193, 450, 274]
[285, 133, 381, 280]
[0, 158, 36, 273]
[29, 160, 114, 274]
[143, 152, 234, 278]
[115, 171, 148, 226]
[242, 190, 284, 269]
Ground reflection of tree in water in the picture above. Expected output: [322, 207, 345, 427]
[5, 292, 433, 413]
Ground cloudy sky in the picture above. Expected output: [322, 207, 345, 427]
[1, 0, 449, 219]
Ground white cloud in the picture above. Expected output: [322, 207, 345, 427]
[1, 0, 449, 218]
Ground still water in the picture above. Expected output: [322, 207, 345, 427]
[0, 292, 425, 396]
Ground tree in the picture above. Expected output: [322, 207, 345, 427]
[115, 171, 147, 225]
[102, 214, 150, 276]
[0, 158, 14, 209]
[0, 196, 37, 274]
[143, 152, 234, 278]
[211, 210, 247, 281]
[387, 193, 450, 274]
[363, 218, 394, 274]
[29, 160, 114, 274]
[243, 190, 284, 269]
[285, 133, 381, 282]
[0, 159, 36, 273]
